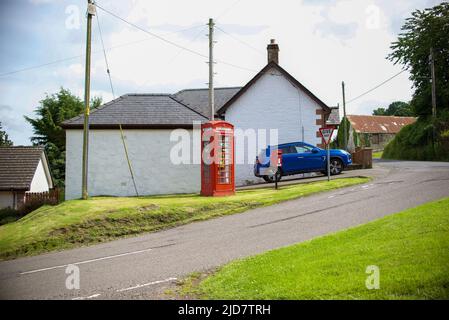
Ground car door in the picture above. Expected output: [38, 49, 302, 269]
[279, 145, 298, 174]
[295, 144, 325, 171]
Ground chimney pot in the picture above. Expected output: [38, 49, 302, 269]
[267, 39, 279, 64]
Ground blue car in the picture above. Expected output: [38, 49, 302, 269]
[254, 141, 352, 183]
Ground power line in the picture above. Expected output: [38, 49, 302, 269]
[0, 3, 256, 77]
[96, 4, 209, 58]
[96, 8, 139, 197]
[0, 23, 204, 78]
[346, 69, 406, 104]
[215, 0, 244, 21]
[215, 25, 265, 56]
[0, 55, 83, 77]
[166, 25, 207, 65]
[95, 4, 258, 73]
[96, 10, 115, 99]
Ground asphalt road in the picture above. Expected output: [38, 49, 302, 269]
[1, 160, 449, 299]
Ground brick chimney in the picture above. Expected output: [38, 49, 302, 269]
[267, 39, 279, 64]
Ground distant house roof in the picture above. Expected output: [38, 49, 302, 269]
[347, 115, 416, 134]
[0, 146, 53, 191]
[62, 94, 208, 129]
[216, 61, 331, 115]
[174, 87, 242, 118]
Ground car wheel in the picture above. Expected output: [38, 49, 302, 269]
[329, 158, 343, 175]
[262, 169, 282, 183]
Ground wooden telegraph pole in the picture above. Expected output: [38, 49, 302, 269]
[82, 0, 95, 200]
[429, 48, 437, 154]
[341, 81, 347, 151]
[208, 18, 215, 121]
[430, 48, 437, 119]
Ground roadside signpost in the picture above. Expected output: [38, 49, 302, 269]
[270, 148, 282, 189]
[319, 127, 335, 182]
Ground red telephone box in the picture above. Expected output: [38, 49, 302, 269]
[201, 121, 235, 196]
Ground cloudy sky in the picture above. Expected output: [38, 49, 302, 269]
[0, 0, 442, 145]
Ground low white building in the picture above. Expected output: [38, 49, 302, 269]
[63, 40, 337, 199]
[0, 146, 54, 209]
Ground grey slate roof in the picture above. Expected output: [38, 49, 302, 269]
[62, 94, 209, 129]
[0, 146, 45, 191]
[174, 87, 242, 117]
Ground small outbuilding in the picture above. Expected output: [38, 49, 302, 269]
[345, 115, 416, 151]
[0, 146, 54, 209]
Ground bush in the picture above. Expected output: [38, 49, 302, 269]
[331, 117, 350, 149]
[383, 115, 449, 161]
[0, 208, 23, 226]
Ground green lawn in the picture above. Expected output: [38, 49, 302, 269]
[372, 151, 383, 159]
[185, 197, 449, 300]
[0, 177, 369, 260]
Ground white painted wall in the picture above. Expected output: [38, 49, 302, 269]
[224, 67, 323, 185]
[0, 191, 14, 209]
[29, 159, 51, 192]
[65, 129, 201, 200]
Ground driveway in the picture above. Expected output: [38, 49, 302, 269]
[0, 160, 448, 299]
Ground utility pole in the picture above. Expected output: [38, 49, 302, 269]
[341, 81, 347, 151]
[429, 48, 437, 119]
[208, 18, 215, 121]
[82, 0, 95, 200]
[429, 48, 437, 155]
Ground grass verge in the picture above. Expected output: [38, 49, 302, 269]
[0, 177, 369, 260]
[372, 151, 383, 159]
[182, 197, 449, 299]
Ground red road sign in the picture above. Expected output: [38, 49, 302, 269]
[319, 127, 334, 145]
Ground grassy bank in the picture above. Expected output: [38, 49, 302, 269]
[0, 177, 369, 260]
[185, 197, 449, 299]
[383, 117, 449, 161]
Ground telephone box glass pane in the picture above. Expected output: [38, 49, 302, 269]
[217, 134, 230, 184]
[202, 140, 211, 186]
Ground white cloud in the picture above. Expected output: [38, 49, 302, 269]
[29, 0, 55, 4]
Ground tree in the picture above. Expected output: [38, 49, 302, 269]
[0, 122, 13, 146]
[383, 3, 449, 161]
[25, 88, 102, 187]
[372, 101, 414, 116]
[388, 2, 449, 116]
[372, 108, 387, 116]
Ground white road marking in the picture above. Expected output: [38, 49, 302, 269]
[327, 195, 335, 199]
[72, 293, 101, 300]
[116, 277, 177, 293]
[19, 248, 153, 275]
